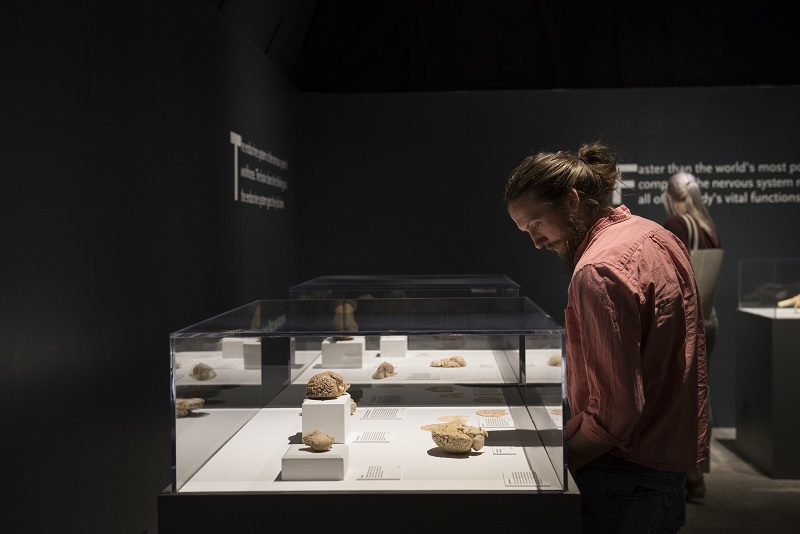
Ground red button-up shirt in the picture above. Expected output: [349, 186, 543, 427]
[564, 206, 709, 472]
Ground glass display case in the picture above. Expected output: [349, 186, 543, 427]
[160, 297, 578, 533]
[288, 273, 521, 299]
[735, 258, 800, 479]
[738, 258, 800, 319]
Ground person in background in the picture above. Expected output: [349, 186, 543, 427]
[505, 141, 709, 533]
[663, 171, 722, 501]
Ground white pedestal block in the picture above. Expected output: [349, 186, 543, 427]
[302, 393, 351, 443]
[320, 336, 365, 368]
[243, 339, 261, 370]
[380, 335, 408, 357]
[221, 337, 245, 359]
[281, 444, 349, 481]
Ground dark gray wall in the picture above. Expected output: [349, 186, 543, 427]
[297, 87, 800, 429]
[6, 2, 800, 532]
[4, 1, 298, 532]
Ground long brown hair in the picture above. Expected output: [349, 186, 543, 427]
[504, 141, 620, 215]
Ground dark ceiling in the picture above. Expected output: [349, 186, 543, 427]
[214, 0, 800, 93]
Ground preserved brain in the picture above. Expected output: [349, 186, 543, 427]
[306, 371, 350, 399]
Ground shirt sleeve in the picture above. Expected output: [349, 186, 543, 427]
[570, 262, 645, 447]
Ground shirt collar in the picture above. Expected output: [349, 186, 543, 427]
[573, 205, 632, 261]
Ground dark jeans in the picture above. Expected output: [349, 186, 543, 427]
[575, 453, 687, 533]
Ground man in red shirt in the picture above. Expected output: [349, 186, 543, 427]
[505, 141, 708, 533]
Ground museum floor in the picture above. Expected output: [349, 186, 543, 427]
[682, 427, 800, 533]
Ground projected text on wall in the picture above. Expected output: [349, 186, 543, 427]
[614, 160, 800, 207]
[230, 131, 288, 210]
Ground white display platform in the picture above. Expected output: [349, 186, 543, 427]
[739, 307, 800, 320]
[174, 344, 565, 493]
[174, 351, 261, 386]
[294, 348, 542, 385]
[176, 347, 562, 388]
[525, 349, 564, 384]
[221, 338, 245, 358]
[243, 339, 261, 369]
[281, 444, 349, 481]
[297, 349, 502, 383]
[302, 394, 352, 443]
[320, 336, 365, 368]
[177, 403, 560, 493]
[380, 335, 408, 357]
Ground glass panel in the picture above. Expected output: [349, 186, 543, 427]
[288, 274, 521, 299]
[169, 297, 567, 495]
[738, 258, 800, 319]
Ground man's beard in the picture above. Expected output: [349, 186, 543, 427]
[556, 209, 589, 274]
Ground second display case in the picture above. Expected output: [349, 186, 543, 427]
[288, 273, 522, 299]
[738, 258, 800, 318]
